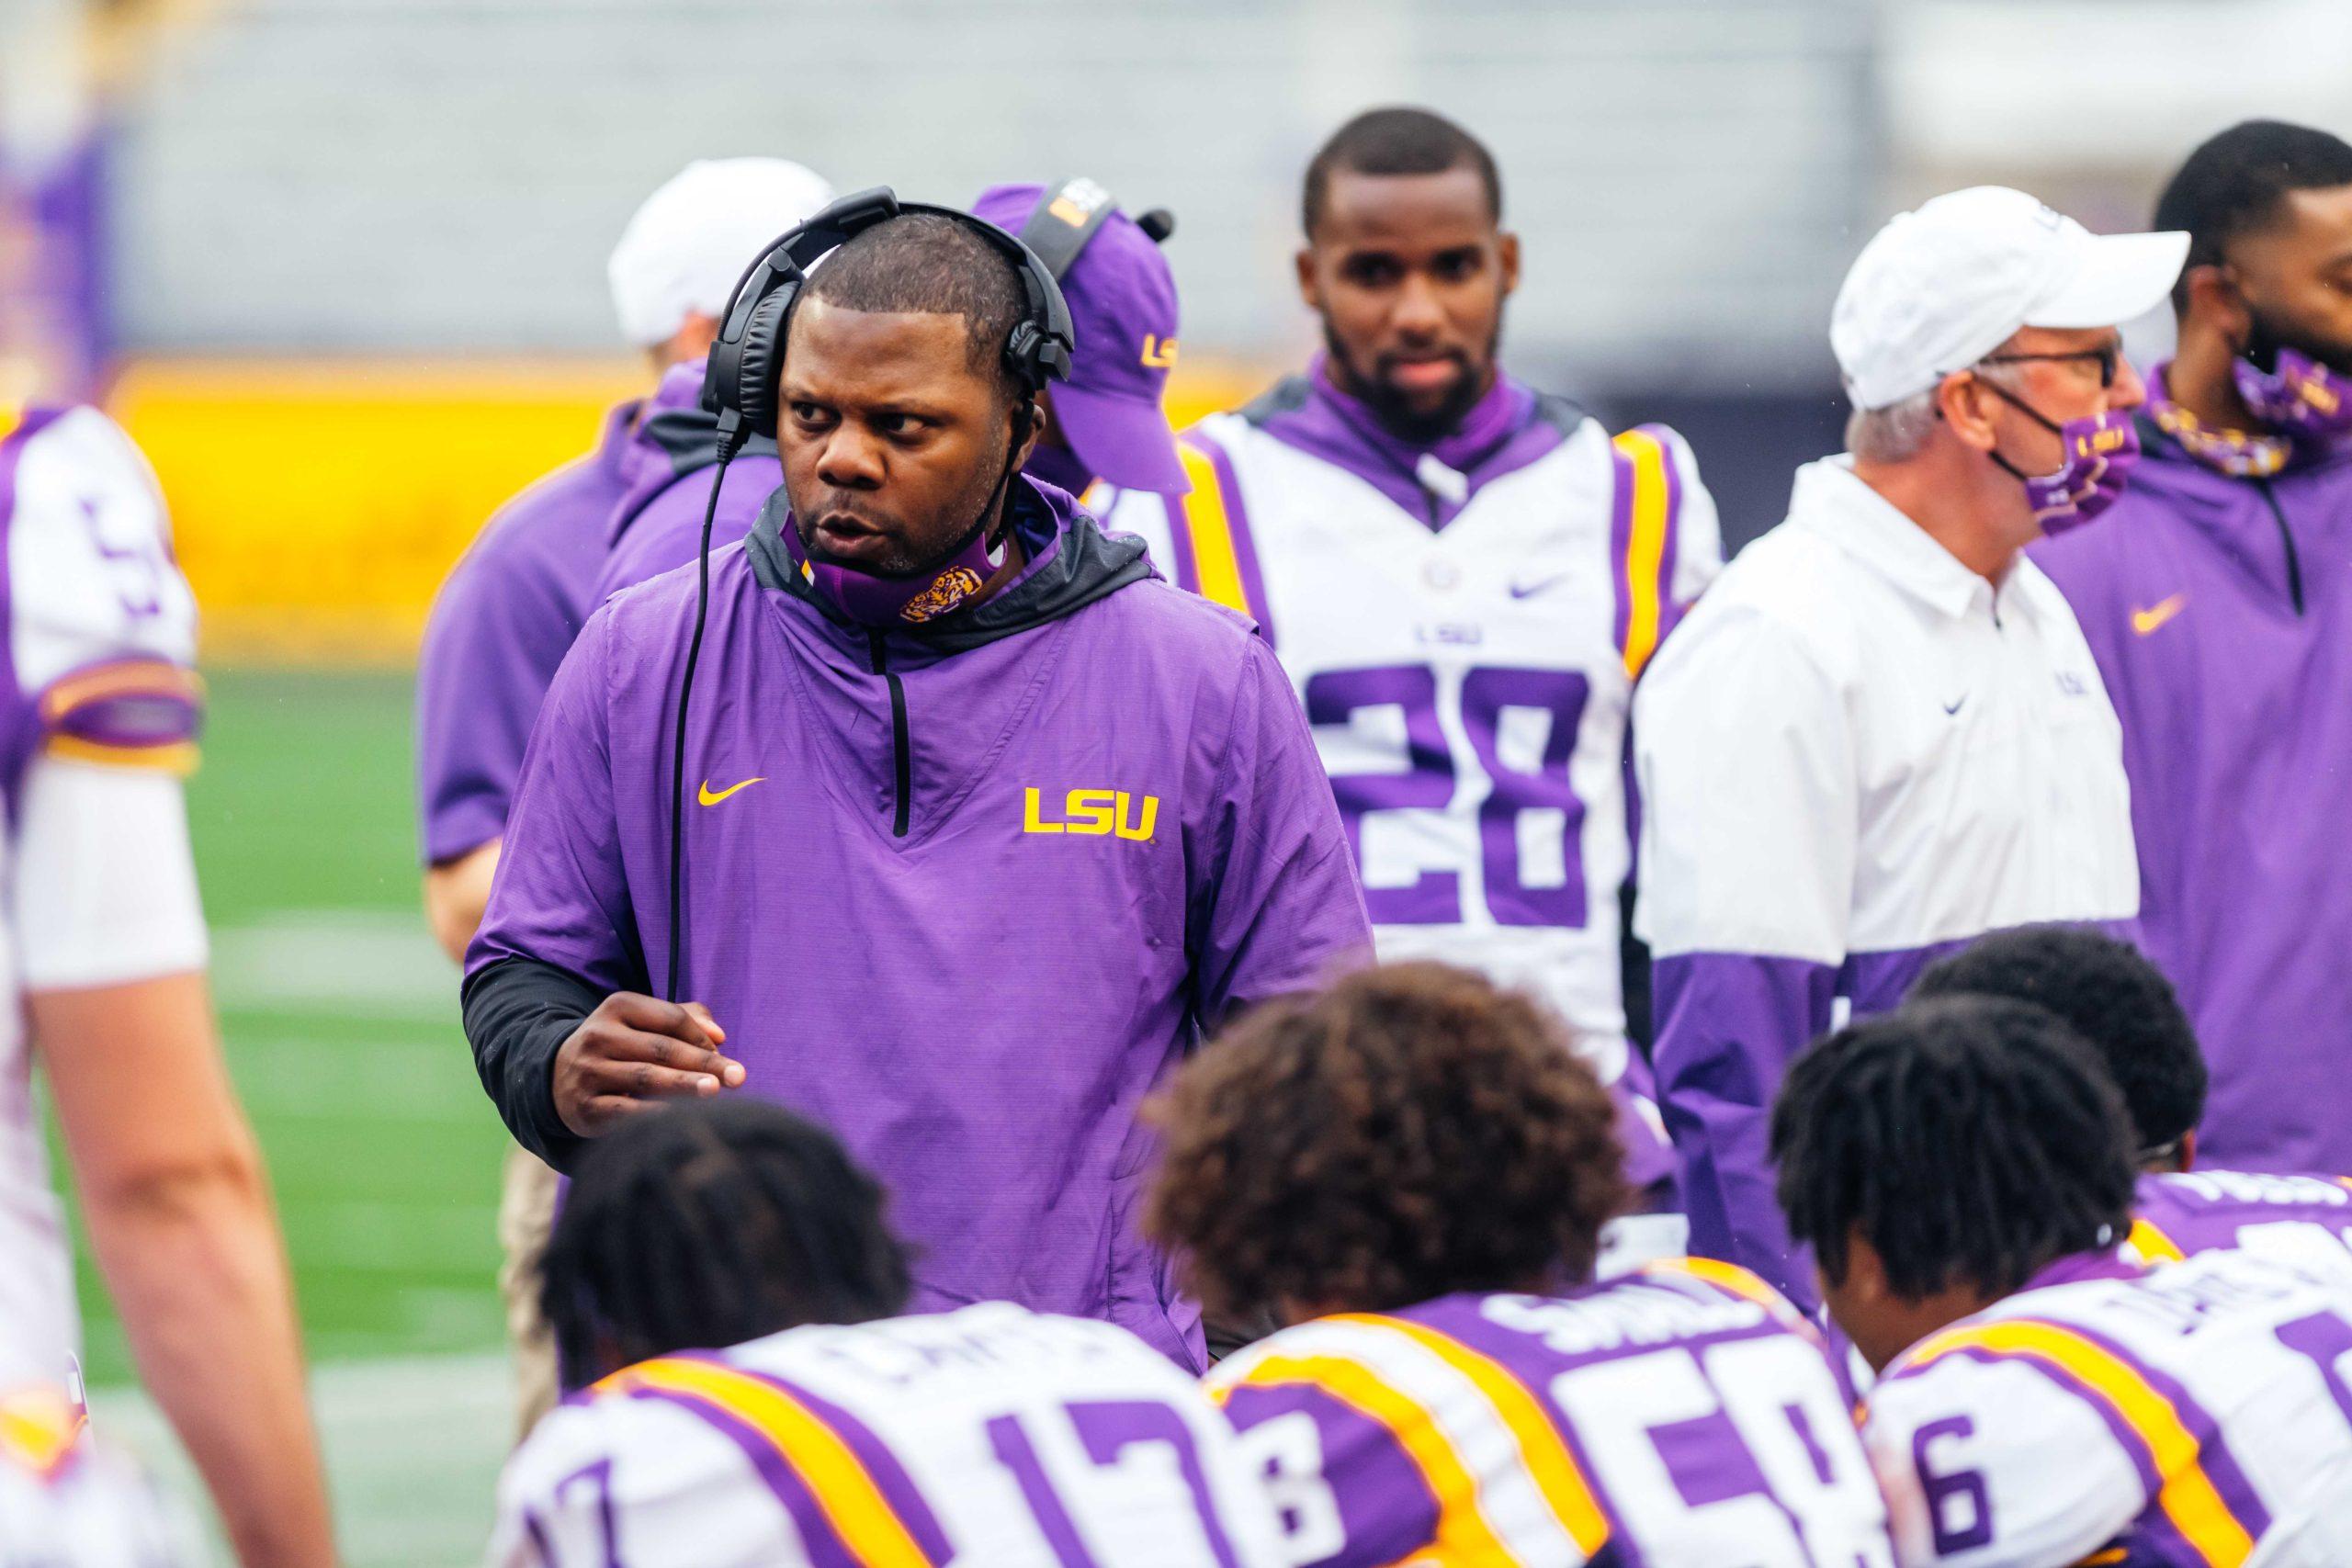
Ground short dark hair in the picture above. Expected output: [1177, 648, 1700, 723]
[799, 212, 1023, 394]
[541, 1099, 911, 1387]
[1145, 962, 1626, 1320]
[1772, 996, 2138, 1302]
[1302, 107, 1502, 237]
[1909, 925, 2206, 1156]
[2155, 119, 2352, 310]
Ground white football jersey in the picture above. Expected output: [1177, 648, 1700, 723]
[492, 1303, 1287, 1568]
[0, 407, 203, 1393]
[1866, 1249, 2352, 1567]
[0, 1385, 189, 1567]
[1105, 375, 1719, 1102]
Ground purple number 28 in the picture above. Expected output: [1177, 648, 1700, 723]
[1305, 663, 1590, 928]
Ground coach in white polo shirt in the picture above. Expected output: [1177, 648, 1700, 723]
[1634, 187, 2185, 1302]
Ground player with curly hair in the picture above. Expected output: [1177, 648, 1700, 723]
[1150, 962, 1894, 1566]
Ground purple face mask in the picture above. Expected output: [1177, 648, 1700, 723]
[2233, 344, 2352, 446]
[1983, 382, 2141, 536]
[785, 514, 1005, 627]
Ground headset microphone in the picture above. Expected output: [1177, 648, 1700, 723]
[663, 186, 1076, 1002]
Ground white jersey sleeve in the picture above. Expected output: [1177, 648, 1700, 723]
[1634, 423, 1724, 627]
[6, 406, 202, 775]
[15, 759, 206, 989]
[1864, 1348, 2144, 1567]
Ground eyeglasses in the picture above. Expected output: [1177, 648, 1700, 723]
[1978, 344, 2122, 389]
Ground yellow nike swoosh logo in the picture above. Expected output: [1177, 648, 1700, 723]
[696, 776, 765, 807]
[2131, 593, 2187, 636]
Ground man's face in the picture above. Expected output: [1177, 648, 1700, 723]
[1977, 324, 2147, 475]
[778, 298, 1028, 576]
[1297, 164, 1520, 442]
[2226, 183, 2352, 373]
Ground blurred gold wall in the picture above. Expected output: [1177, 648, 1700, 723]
[113, 356, 1270, 664]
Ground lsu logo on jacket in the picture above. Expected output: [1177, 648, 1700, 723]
[1023, 787, 1159, 841]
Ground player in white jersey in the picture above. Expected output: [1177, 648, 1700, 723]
[1149, 963, 1894, 1567]
[0, 1382, 190, 1567]
[495, 1097, 1284, 1566]
[1103, 108, 1719, 1231]
[1774, 995, 2352, 1566]
[1909, 925, 2352, 1281]
[0, 406, 331, 1565]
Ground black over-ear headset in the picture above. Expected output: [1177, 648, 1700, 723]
[663, 186, 1078, 1000]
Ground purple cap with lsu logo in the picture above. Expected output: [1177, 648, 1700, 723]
[972, 179, 1189, 495]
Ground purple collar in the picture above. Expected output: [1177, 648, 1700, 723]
[2018, 1247, 2146, 1294]
[1249, 355, 1569, 531]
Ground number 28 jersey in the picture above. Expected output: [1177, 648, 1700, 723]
[492, 1303, 1286, 1568]
[1207, 1260, 1894, 1567]
[1102, 374, 1718, 1125]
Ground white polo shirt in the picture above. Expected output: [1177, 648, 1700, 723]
[1631, 454, 2138, 1292]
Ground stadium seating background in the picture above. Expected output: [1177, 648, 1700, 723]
[9, 0, 2346, 1561]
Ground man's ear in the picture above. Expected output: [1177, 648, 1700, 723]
[2184, 263, 2252, 351]
[1011, 392, 1046, 470]
[1295, 247, 1322, 313]
[2177, 1128, 2199, 1172]
[1497, 231, 1521, 299]
[1934, 369, 1998, 453]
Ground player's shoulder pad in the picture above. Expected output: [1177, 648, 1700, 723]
[1233, 375, 1313, 430]
[6, 406, 202, 773]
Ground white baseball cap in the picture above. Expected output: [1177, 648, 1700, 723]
[1831, 186, 2188, 412]
[607, 158, 837, 347]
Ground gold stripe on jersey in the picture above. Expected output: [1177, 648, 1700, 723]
[1175, 441, 1251, 619]
[1612, 429, 1672, 681]
[1217, 1348, 1524, 1564]
[37, 660, 206, 721]
[1337, 1314, 1611, 1556]
[0, 1388, 84, 1481]
[2126, 1218, 2188, 1265]
[603, 1358, 933, 1567]
[1905, 1320, 2257, 1565]
[44, 736, 200, 774]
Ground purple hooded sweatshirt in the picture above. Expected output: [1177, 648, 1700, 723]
[2034, 397, 2352, 1175]
[592, 358, 783, 608]
[416, 399, 637, 864]
[467, 477, 1372, 1367]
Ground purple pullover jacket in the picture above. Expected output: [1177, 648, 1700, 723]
[467, 478, 1372, 1367]
[416, 400, 637, 864]
[2034, 405, 2352, 1176]
[593, 358, 783, 608]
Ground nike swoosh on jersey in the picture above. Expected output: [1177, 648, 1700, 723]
[2132, 593, 2188, 636]
[1509, 573, 1569, 600]
[697, 776, 766, 807]
[1942, 695, 1967, 716]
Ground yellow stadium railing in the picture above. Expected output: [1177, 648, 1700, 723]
[111, 355, 1272, 665]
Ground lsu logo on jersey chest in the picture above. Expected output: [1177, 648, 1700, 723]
[1023, 787, 1159, 841]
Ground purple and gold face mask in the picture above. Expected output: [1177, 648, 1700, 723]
[2233, 344, 2352, 447]
[1983, 380, 2143, 535]
[786, 513, 1004, 627]
[2023, 409, 2141, 535]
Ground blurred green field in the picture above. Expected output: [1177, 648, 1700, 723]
[67, 667, 511, 1382]
[56, 669, 514, 1564]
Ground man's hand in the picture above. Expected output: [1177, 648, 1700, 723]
[554, 994, 744, 1136]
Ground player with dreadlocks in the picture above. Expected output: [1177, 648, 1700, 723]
[489, 1099, 1286, 1568]
[1910, 924, 2352, 1272]
[1159, 962, 1894, 1566]
[1777, 996, 2352, 1566]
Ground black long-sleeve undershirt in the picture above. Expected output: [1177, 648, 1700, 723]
[461, 955, 602, 1171]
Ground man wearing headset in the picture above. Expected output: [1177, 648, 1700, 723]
[415, 156, 831, 1437]
[462, 201, 1370, 1371]
[589, 176, 1191, 604]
